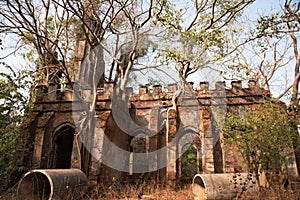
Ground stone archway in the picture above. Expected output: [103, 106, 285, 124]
[176, 129, 202, 184]
[52, 126, 75, 169]
[130, 133, 148, 175]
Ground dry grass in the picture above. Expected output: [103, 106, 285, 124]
[1, 181, 299, 200]
[0, 181, 194, 200]
[86, 181, 194, 200]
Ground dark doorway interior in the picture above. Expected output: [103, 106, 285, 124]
[53, 126, 74, 169]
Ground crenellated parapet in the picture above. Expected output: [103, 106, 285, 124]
[32, 80, 270, 112]
[29, 79, 272, 176]
[25, 76, 299, 187]
[126, 80, 269, 107]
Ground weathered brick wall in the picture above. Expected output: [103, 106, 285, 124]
[25, 79, 298, 185]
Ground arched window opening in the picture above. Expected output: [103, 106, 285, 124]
[130, 133, 148, 174]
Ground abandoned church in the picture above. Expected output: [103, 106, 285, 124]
[21, 74, 299, 187]
[16, 30, 298, 192]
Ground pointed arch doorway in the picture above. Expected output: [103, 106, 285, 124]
[53, 126, 75, 169]
[180, 144, 198, 183]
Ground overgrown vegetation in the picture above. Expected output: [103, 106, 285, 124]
[180, 145, 198, 184]
[1, 180, 300, 200]
[0, 0, 299, 199]
[223, 100, 299, 188]
[0, 63, 32, 192]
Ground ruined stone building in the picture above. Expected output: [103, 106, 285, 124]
[22, 76, 299, 185]
[20, 32, 299, 186]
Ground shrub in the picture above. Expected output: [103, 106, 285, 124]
[0, 63, 32, 192]
[223, 100, 298, 187]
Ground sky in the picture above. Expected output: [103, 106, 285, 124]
[243, 0, 295, 102]
[0, 0, 296, 103]
[0, 0, 282, 68]
[185, 0, 295, 103]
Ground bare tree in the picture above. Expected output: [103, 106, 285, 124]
[222, 0, 299, 107]
[57, 0, 164, 90]
[53, 0, 166, 175]
[0, 0, 262, 177]
[0, 0, 78, 85]
[284, 0, 300, 109]
[154, 0, 255, 86]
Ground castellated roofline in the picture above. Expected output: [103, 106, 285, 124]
[26, 77, 288, 183]
[32, 79, 270, 109]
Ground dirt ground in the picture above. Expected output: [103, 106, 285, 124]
[1, 183, 299, 200]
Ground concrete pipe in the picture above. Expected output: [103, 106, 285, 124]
[192, 173, 258, 200]
[17, 169, 87, 200]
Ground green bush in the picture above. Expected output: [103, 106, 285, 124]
[223, 100, 298, 187]
[0, 63, 32, 191]
[181, 145, 198, 183]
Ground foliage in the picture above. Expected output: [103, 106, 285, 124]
[255, 1, 299, 38]
[0, 0, 257, 89]
[256, 0, 300, 106]
[223, 100, 297, 186]
[181, 145, 197, 183]
[0, 0, 79, 85]
[0, 63, 32, 190]
[155, 0, 255, 79]
[223, 0, 300, 105]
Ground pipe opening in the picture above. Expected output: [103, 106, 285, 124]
[192, 175, 205, 199]
[17, 172, 52, 200]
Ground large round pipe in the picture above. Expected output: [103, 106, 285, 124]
[17, 169, 87, 200]
[192, 173, 258, 200]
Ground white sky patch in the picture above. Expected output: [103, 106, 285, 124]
[0, 0, 297, 103]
